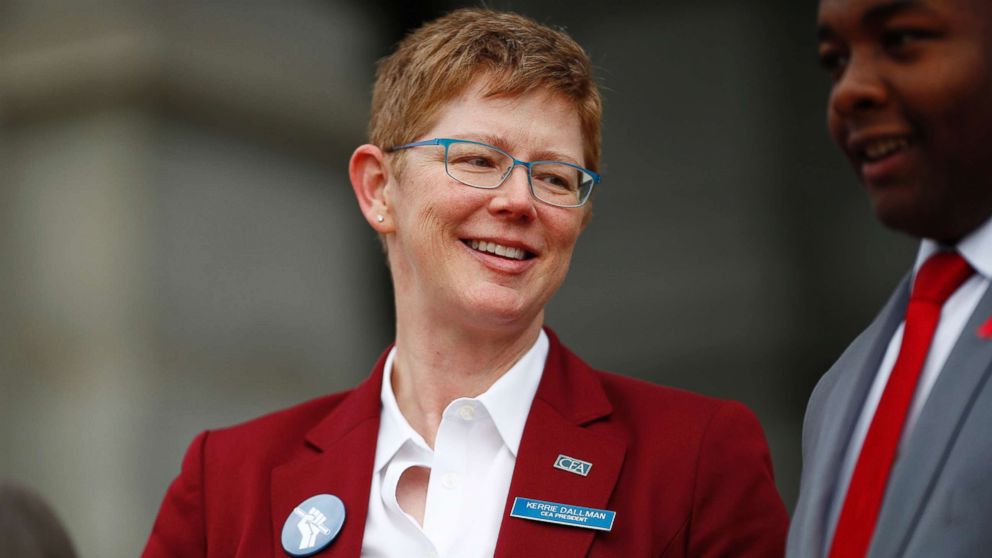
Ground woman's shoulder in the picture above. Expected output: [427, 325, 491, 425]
[589, 368, 776, 496]
[216, 390, 353, 438]
[549, 332, 759, 431]
[192, 388, 361, 470]
[591, 368, 762, 434]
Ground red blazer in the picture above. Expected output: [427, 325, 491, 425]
[144, 329, 787, 557]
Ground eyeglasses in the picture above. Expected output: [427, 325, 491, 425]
[385, 138, 600, 208]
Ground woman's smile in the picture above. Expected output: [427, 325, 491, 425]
[460, 237, 539, 275]
[463, 239, 534, 262]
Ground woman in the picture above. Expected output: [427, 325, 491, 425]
[144, 9, 788, 557]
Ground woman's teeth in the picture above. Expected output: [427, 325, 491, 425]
[468, 239, 526, 260]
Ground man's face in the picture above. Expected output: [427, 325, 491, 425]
[818, 0, 992, 242]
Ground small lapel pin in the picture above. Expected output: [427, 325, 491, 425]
[509, 497, 616, 531]
[281, 494, 346, 557]
[978, 316, 992, 339]
[554, 454, 592, 477]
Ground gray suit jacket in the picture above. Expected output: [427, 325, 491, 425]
[788, 272, 992, 558]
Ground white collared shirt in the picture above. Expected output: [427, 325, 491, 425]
[826, 217, 992, 549]
[361, 330, 548, 558]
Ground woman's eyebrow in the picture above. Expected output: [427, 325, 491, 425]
[462, 133, 581, 165]
[531, 150, 581, 165]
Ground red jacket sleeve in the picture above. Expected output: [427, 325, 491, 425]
[686, 402, 789, 557]
[142, 431, 209, 558]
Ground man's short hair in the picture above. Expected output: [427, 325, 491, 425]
[369, 8, 602, 174]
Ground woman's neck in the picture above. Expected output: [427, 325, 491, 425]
[390, 312, 543, 447]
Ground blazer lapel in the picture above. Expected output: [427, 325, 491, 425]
[270, 351, 387, 558]
[493, 329, 627, 558]
[792, 275, 910, 558]
[872, 285, 992, 558]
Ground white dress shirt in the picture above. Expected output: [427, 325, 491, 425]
[825, 217, 992, 549]
[361, 330, 548, 558]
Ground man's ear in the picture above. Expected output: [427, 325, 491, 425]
[349, 144, 395, 233]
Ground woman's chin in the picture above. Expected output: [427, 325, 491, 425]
[459, 285, 540, 329]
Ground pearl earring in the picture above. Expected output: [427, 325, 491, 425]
[376, 215, 384, 223]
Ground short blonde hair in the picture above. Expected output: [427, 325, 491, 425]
[369, 8, 602, 173]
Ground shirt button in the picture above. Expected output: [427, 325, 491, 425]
[457, 404, 475, 421]
[441, 472, 460, 489]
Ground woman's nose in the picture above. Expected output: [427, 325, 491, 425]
[488, 165, 537, 220]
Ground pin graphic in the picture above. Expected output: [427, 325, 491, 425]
[281, 494, 345, 557]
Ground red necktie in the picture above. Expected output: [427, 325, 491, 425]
[828, 251, 974, 558]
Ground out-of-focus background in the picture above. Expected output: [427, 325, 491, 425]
[0, 1, 916, 556]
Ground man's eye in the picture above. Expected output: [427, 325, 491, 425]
[882, 29, 929, 49]
[818, 49, 848, 79]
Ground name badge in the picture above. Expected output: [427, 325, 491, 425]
[510, 497, 616, 531]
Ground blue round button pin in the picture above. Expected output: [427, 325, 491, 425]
[281, 494, 346, 557]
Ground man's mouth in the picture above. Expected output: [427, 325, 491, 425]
[859, 137, 910, 163]
[463, 239, 534, 261]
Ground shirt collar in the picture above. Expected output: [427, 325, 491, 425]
[373, 347, 431, 473]
[372, 330, 548, 471]
[475, 329, 548, 457]
[916, 215, 992, 280]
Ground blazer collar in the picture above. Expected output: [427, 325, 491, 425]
[269, 348, 388, 558]
[494, 328, 627, 558]
[269, 329, 625, 558]
[872, 284, 992, 557]
[533, 328, 613, 424]
[790, 275, 911, 558]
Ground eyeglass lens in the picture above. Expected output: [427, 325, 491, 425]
[444, 142, 593, 207]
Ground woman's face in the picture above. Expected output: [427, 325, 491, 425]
[383, 80, 588, 332]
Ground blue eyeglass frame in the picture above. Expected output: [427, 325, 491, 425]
[385, 137, 601, 208]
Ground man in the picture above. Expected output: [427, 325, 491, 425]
[789, 0, 992, 557]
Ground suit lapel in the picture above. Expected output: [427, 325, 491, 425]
[872, 284, 992, 558]
[493, 330, 627, 558]
[270, 351, 387, 558]
[793, 275, 910, 558]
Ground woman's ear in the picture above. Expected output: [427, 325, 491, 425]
[349, 144, 395, 233]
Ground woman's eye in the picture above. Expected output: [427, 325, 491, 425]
[537, 174, 575, 191]
[454, 156, 496, 168]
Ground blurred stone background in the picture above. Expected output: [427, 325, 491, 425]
[0, 1, 915, 556]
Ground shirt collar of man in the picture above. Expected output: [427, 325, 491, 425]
[373, 329, 549, 472]
[916, 214, 992, 281]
